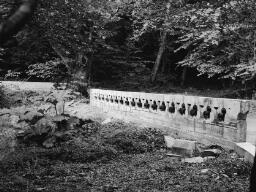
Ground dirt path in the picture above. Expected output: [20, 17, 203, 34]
[65, 102, 108, 122]
[1, 81, 54, 91]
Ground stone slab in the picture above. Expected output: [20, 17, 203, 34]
[164, 136, 196, 157]
[235, 142, 255, 163]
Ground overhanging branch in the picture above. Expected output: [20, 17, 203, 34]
[0, 0, 38, 46]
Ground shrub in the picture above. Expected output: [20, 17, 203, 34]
[0, 84, 10, 108]
[26, 59, 68, 82]
[4, 70, 22, 81]
[100, 122, 166, 154]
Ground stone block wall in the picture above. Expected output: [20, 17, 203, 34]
[90, 89, 255, 148]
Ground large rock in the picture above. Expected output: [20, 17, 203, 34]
[164, 136, 196, 157]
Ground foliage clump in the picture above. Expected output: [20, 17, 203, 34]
[26, 59, 68, 82]
[0, 84, 10, 108]
[100, 122, 166, 154]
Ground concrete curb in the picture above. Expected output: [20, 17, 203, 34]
[235, 142, 255, 163]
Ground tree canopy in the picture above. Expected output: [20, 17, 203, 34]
[1, 0, 256, 88]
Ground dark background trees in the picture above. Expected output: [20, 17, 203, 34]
[1, 0, 256, 98]
[0, 1, 256, 191]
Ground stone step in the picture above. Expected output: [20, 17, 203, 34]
[235, 142, 255, 163]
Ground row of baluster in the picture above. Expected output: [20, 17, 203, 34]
[93, 94, 228, 122]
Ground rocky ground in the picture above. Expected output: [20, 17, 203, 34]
[0, 84, 253, 192]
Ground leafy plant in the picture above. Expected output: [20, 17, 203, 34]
[26, 59, 68, 81]
[4, 70, 22, 80]
[0, 83, 10, 108]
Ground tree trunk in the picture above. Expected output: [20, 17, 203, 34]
[150, 1, 170, 83]
[50, 43, 73, 84]
[161, 51, 167, 73]
[151, 31, 167, 82]
[181, 67, 187, 87]
[86, 29, 94, 87]
[250, 154, 256, 192]
[0, 0, 38, 46]
[87, 54, 93, 86]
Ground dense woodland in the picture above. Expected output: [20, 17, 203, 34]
[0, 1, 256, 192]
[1, 0, 256, 96]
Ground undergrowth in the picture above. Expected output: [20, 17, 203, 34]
[0, 120, 251, 192]
[0, 84, 10, 108]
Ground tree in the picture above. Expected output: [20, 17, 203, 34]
[250, 153, 256, 192]
[175, 0, 256, 85]
[151, 1, 171, 82]
[0, 0, 38, 46]
[130, 0, 200, 83]
[31, 0, 130, 84]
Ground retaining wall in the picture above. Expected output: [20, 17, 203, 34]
[90, 89, 256, 149]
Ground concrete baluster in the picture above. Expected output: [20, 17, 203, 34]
[186, 103, 191, 117]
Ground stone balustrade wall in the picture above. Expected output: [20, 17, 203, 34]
[90, 89, 255, 148]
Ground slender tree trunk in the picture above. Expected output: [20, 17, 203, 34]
[161, 51, 167, 73]
[0, 0, 38, 46]
[150, 1, 170, 83]
[151, 32, 167, 82]
[181, 67, 187, 87]
[86, 53, 93, 86]
[77, 52, 84, 66]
